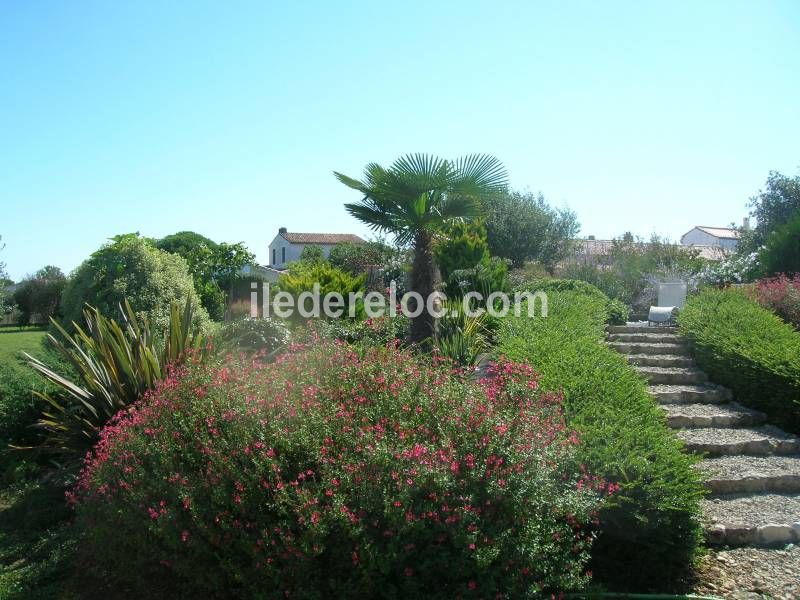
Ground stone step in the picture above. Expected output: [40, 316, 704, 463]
[698, 455, 800, 495]
[662, 402, 767, 429]
[607, 325, 678, 335]
[636, 366, 707, 385]
[649, 383, 732, 405]
[608, 341, 690, 356]
[608, 332, 681, 343]
[626, 354, 695, 368]
[677, 425, 800, 457]
[703, 493, 800, 546]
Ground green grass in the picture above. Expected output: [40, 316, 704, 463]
[0, 329, 47, 369]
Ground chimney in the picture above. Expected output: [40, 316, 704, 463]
[742, 217, 750, 231]
[279, 227, 287, 234]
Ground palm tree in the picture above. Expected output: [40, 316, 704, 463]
[335, 154, 507, 343]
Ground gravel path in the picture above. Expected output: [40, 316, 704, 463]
[702, 493, 800, 528]
[694, 545, 800, 599]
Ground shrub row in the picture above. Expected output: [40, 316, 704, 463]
[72, 342, 608, 599]
[679, 288, 800, 433]
[497, 282, 704, 591]
[515, 278, 629, 325]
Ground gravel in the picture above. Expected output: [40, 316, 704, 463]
[663, 402, 767, 428]
[677, 426, 800, 456]
[694, 545, 800, 599]
[703, 493, 800, 529]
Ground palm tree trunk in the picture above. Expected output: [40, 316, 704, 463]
[409, 230, 438, 344]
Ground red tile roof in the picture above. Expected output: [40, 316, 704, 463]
[280, 232, 365, 245]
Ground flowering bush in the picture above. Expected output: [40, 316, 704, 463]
[696, 251, 760, 287]
[71, 342, 606, 598]
[748, 274, 800, 329]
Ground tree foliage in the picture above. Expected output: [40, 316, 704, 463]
[12, 265, 67, 326]
[155, 232, 254, 321]
[484, 191, 579, 270]
[0, 235, 12, 316]
[60, 234, 211, 333]
[739, 170, 800, 253]
[328, 240, 397, 275]
[336, 154, 508, 343]
[759, 211, 800, 276]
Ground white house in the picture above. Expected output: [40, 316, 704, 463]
[680, 225, 741, 252]
[268, 228, 365, 269]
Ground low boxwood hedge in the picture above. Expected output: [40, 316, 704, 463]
[497, 281, 704, 591]
[679, 288, 800, 433]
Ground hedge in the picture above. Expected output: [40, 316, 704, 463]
[679, 288, 800, 433]
[497, 282, 704, 591]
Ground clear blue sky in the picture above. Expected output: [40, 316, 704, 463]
[2, 1, 799, 281]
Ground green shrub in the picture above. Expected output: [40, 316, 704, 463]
[497, 285, 703, 590]
[434, 221, 489, 281]
[300, 315, 409, 347]
[61, 234, 211, 334]
[760, 211, 800, 277]
[215, 317, 290, 357]
[679, 288, 800, 432]
[433, 300, 495, 366]
[516, 278, 629, 325]
[72, 343, 607, 598]
[26, 298, 210, 453]
[275, 261, 365, 321]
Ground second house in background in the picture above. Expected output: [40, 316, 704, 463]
[267, 228, 365, 270]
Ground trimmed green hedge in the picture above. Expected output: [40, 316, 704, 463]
[515, 278, 630, 325]
[679, 288, 800, 433]
[497, 282, 703, 591]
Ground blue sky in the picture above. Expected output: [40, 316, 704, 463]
[1, 1, 799, 281]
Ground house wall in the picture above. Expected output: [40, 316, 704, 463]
[681, 229, 738, 251]
[267, 235, 336, 268]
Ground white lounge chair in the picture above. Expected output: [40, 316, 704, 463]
[648, 282, 687, 327]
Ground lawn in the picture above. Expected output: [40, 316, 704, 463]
[0, 328, 47, 369]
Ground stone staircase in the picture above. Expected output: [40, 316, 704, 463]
[607, 325, 800, 547]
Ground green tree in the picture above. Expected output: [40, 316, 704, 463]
[13, 265, 66, 325]
[740, 170, 800, 253]
[328, 240, 395, 275]
[61, 234, 211, 333]
[299, 245, 325, 263]
[0, 235, 11, 316]
[155, 231, 219, 257]
[760, 212, 800, 276]
[155, 233, 254, 321]
[484, 190, 579, 271]
[335, 154, 507, 343]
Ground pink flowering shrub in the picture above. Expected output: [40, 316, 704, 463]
[72, 342, 607, 598]
[748, 273, 800, 329]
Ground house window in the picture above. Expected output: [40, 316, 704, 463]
[282, 247, 286, 263]
[272, 249, 276, 265]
